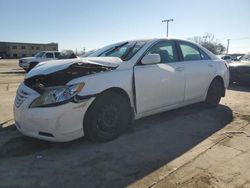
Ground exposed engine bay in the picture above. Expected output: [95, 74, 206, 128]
[24, 62, 115, 93]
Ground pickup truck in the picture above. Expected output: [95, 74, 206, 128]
[19, 51, 77, 71]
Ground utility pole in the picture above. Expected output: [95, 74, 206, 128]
[162, 19, 174, 37]
[226, 39, 230, 54]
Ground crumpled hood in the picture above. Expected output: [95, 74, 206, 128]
[26, 57, 123, 78]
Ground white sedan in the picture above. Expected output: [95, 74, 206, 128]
[14, 38, 230, 142]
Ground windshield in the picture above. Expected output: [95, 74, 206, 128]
[80, 50, 97, 58]
[34, 52, 45, 57]
[241, 54, 250, 61]
[88, 41, 146, 61]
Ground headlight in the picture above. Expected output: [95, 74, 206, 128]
[30, 83, 85, 108]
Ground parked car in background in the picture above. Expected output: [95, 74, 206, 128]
[220, 55, 233, 63]
[230, 53, 244, 61]
[19, 51, 77, 71]
[14, 38, 229, 142]
[19, 51, 61, 71]
[229, 53, 250, 83]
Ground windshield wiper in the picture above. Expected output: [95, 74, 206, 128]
[121, 42, 137, 61]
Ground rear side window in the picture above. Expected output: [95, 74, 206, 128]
[45, 53, 53, 58]
[146, 41, 178, 63]
[179, 42, 202, 61]
[200, 49, 211, 60]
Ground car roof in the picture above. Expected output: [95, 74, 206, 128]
[122, 37, 197, 43]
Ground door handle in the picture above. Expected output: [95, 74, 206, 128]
[175, 66, 184, 72]
[208, 63, 214, 67]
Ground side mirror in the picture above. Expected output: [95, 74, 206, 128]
[141, 54, 161, 65]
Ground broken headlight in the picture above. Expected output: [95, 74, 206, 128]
[30, 83, 85, 108]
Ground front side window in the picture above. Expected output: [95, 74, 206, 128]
[45, 53, 53, 58]
[146, 41, 178, 63]
[179, 42, 202, 61]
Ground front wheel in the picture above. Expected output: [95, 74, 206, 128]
[205, 79, 224, 108]
[84, 91, 130, 142]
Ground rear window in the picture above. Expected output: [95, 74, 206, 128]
[179, 42, 211, 61]
[179, 42, 202, 61]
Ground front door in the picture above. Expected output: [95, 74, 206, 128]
[134, 40, 186, 114]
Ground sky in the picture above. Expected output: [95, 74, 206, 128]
[0, 0, 249, 53]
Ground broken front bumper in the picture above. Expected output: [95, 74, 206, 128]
[14, 83, 95, 142]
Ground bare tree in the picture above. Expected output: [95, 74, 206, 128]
[188, 34, 226, 55]
[61, 49, 77, 58]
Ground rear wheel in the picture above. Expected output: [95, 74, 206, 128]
[205, 79, 224, 108]
[84, 91, 130, 142]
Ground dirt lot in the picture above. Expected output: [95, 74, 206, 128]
[0, 60, 250, 188]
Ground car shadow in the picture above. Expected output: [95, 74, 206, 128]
[0, 103, 233, 187]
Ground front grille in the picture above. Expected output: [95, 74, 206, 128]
[15, 89, 29, 108]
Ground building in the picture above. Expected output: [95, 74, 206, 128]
[0, 42, 58, 59]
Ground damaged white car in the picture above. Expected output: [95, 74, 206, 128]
[14, 38, 230, 142]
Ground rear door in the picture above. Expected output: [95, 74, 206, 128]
[134, 40, 186, 114]
[177, 41, 215, 100]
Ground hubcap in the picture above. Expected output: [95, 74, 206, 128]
[97, 104, 119, 131]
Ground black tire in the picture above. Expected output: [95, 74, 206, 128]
[84, 91, 130, 142]
[205, 79, 224, 108]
